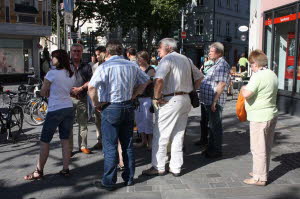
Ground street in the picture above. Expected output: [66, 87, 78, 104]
[0, 99, 300, 199]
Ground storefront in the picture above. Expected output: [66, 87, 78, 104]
[262, 2, 300, 116]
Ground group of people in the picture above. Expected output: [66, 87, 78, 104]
[23, 38, 279, 190]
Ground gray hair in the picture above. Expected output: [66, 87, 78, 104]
[71, 43, 84, 51]
[158, 38, 177, 50]
[210, 42, 224, 56]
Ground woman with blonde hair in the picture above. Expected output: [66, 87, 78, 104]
[241, 49, 278, 186]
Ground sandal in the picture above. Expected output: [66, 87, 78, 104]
[59, 169, 70, 177]
[24, 168, 43, 180]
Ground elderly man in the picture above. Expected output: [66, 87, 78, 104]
[199, 42, 231, 158]
[88, 41, 150, 190]
[142, 38, 203, 177]
[69, 43, 93, 155]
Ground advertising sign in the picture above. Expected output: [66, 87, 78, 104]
[63, 0, 74, 13]
[0, 48, 24, 74]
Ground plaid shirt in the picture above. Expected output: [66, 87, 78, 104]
[199, 57, 230, 107]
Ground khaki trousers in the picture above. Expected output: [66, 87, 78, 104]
[69, 97, 88, 151]
[250, 116, 278, 181]
[151, 95, 191, 173]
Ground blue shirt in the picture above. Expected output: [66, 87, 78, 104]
[89, 55, 149, 103]
[199, 57, 230, 107]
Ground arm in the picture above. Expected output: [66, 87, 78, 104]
[132, 80, 151, 99]
[241, 86, 254, 99]
[194, 77, 203, 90]
[153, 78, 167, 107]
[40, 79, 51, 98]
[211, 81, 226, 112]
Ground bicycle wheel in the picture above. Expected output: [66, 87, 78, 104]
[8, 106, 24, 141]
[30, 100, 48, 126]
[23, 99, 39, 126]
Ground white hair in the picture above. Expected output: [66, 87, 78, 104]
[71, 43, 84, 51]
[210, 42, 224, 55]
[158, 38, 177, 50]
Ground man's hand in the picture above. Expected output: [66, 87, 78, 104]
[152, 99, 167, 109]
[71, 87, 83, 96]
[211, 101, 217, 112]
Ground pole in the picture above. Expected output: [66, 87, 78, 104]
[180, 9, 184, 54]
[56, 0, 61, 49]
[64, 24, 67, 50]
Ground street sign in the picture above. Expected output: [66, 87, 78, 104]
[68, 32, 77, 39]
[64, 0, 74, 13]
[181, 31, 187, 39]
[238, 25, 248, 32]
[64, 12, 73, 25]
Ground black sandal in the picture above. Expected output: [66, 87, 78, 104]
[59, 169, 70, 177]
[24, 168, 43, 180]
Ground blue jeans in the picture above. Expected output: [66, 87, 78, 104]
[204, 104, 223, 153]
[101, 101, 135, 186]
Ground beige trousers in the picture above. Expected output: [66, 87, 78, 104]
[250, 116, 278, 181]
[69, 97, 88, 151]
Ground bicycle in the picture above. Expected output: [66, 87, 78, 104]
[0, 90, 24, 141]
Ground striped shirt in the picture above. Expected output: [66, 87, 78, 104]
[199, 57, 230, 107]
[89, 55, 149, 103]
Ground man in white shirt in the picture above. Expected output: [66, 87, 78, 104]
[142, 38, 203, 177]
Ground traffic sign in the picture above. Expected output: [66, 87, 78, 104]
[181, 31, 187, 39]
[64, 12, 73, 25]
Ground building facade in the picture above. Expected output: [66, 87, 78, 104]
[183, 0, 250, 67]
[0, 0, 51, 82]
[249, 0, 300, 116]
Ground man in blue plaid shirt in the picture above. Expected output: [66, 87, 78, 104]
[199, 42, 230, 158]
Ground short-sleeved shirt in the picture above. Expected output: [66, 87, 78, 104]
[155, 52, 203, 95]
[245, 69, 278, 122]
[89, 55, 149, 103]
[45, 69, 75, 112]
[199, 57, 231, 107]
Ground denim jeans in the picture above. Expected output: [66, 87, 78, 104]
[204, 104, 223, 153]
[101, 101, 135, 186]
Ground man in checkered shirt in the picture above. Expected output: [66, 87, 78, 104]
[199, 42, 230, 158]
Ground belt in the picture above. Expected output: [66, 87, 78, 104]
[163, 92, 189, 97]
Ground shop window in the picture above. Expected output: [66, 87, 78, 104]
[218, 0, 222, 8]
[270, 6, 296, 91]
[0, 39, 32, 74]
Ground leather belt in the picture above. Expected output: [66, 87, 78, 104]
[163, 92, 189, 97]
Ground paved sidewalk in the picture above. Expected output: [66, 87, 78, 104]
[0, 98, 300, 199]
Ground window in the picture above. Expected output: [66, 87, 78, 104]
[226, 22, 230, 36]
[195, 19, 204, 35]
[234, 0, 239, 12]
[235, 23, 238, 38]
[15, 0, 34, 6]
[218, 0, 222, 7]
[227, 0, 231, 9]
[197, 0, 204, 6]
[217, 19, 221, 35]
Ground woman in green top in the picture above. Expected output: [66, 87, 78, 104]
[241, 50, 278, 186]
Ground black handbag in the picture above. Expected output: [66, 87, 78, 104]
[188, 59, 200, 108]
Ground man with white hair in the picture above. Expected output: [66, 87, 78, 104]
[199, 42, 230, 159]
[142, 38, 203, 177]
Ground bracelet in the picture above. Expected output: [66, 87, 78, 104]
[154, 96, 162, 100]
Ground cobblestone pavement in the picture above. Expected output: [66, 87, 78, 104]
[0, 94, 300, 199]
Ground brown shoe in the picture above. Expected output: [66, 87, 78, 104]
[81, 148, 91, 154]
[142, 167, 166, 176]
[243, 178, 266, 186]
